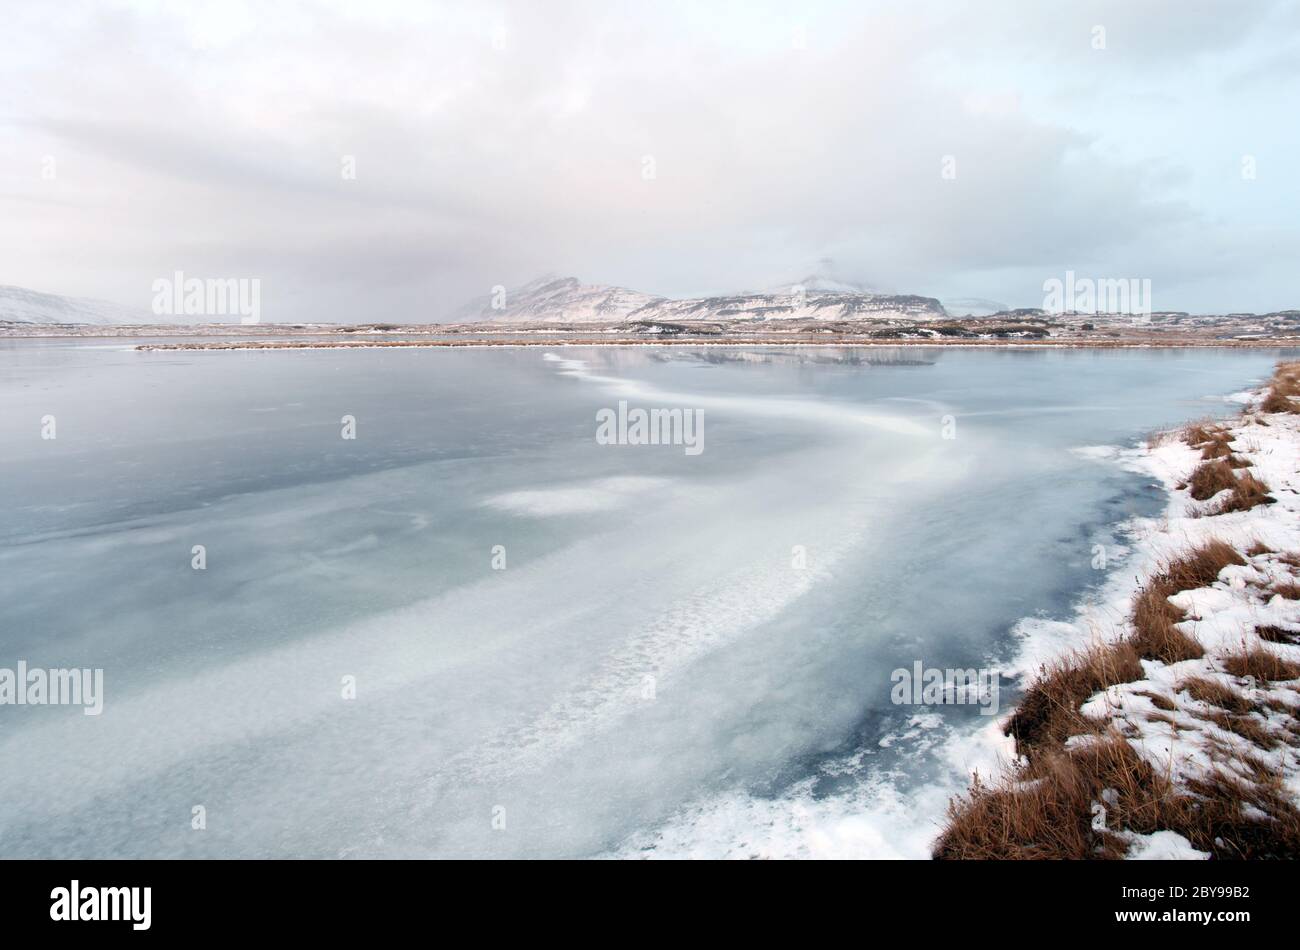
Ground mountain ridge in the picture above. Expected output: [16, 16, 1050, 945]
[452, 275, 949, 324]
[0, 284, 159, 326]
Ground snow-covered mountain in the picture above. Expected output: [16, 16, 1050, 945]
[4, 273, 950, 326]
[450, 276, 665, 324]
[0, 285, 153, 325]
[453, 275, 948, 324]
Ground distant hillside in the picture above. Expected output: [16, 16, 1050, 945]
[451, 275, 949, 324]
[0, 285, 153, 325]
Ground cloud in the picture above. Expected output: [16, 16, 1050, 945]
[1, 0, 1297, 319]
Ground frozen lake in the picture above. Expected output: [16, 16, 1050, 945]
[0, 341, 1292, 857]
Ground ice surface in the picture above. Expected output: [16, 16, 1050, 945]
[0, 340, 1292, 857]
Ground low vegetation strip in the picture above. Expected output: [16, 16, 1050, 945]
[132, 337, 1300, 351]
[935, 362, 1300, 860]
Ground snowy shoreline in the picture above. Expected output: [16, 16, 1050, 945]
[938, 365, 1300, 859]
[608, 362, 1300, 860]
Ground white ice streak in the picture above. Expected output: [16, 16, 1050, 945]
[481, 476, 671, 517]
[542, 352, 933, 436]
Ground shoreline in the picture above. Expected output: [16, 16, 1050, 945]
[130, 338, 1300, 352]
[936, 362, 1300, 859]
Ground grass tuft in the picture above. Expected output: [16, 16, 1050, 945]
[1212, 472, 1275, 514]
[1256, 625, 1300, 645]
[1178, 676, 1252, 714]
[1005, 643, 1143, 754]
[1260, 360, 1300, 413]
[1269, 581, 1300, 600]
[1182, 421, 1224, 446]
[1128, 541, 1243, 664]
[1187, 460, 1240, 501]
[1222, 649, 1300, 683]
[1198, 710, 1280, 750]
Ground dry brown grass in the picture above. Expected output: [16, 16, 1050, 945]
[1213, 471, 1275, 514]
[1134, 690, 1178, 711]
[1169, 539, 1246, 587]
[1181, 422, 1238, 461]
[1178, 676, 1252, 714]
[935, 364, 1300, 859]
[1256, 625, 1300, 645]
[1177, 773, 1300, 859]
[1147, 427, 1179, 448]
[1187, 461, 1275, 513]
[1178, 420, 1249, 462]
[1270, 581, 1300, 600]
[1182, 421, 1225, 446]
[1174, 421, 1244, 462]
[1004, 542, 1245, 759]
[1198, 710, 1280, 750]
[934, 734, 1165, 860]
[1130, 585, 1205, 663]
[1260, 391, 1295, 413]
[1187, 460, 1240, 501]
[1200, 438, 1234, 459]
[935, 733, 1300, 859]
[1128, 541, 1243, 663]
[1222, 649, 1300, 682]
[1005, 643, 1143, 755]
[1260, 361, 1300, 414]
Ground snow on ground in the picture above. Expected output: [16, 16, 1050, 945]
[1001, 385, 1300, 856]
[1125, 830, 1210, 860]
[605, 363, 1299, 860]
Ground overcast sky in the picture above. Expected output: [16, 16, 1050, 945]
[2, 0, 1298, 321]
